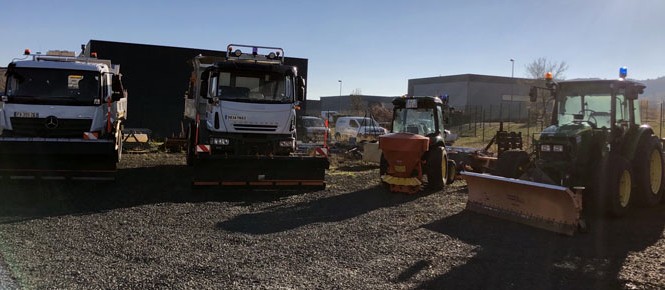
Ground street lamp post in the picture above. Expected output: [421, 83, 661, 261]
[338, 80, 342, 112]
[509, 59, 515, 127]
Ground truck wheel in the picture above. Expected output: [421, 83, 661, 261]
[494, 150, 530, 178]
[633, 136, 664, 206]
[427, 147, 447, 190]
[607, 156, 632, 217]
[186, 123, 196, 166]
[115, 122, 123, 162]
[335, 132, 341, 142]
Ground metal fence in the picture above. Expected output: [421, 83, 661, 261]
[447, 99, 665, 149]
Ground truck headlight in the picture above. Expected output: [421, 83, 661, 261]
[279, 140, 294, 147]
[540, 144, 551, 152]
[552, 145, 564, 152]
[210, 137, 230, 145]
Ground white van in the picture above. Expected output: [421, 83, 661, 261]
[334, 116, 387, 142]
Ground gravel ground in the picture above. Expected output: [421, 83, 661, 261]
[0, 152, 664, 289]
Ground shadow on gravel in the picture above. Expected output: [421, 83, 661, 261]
[0, 165, 301, 224]
[216, 186, 427, 235]
[418, 207, 665, 290]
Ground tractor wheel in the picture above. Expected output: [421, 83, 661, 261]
[633, 136, 665, 206]
[494, 150, 530, 178]
[446, 160, 456, 185]
[607, 156, 633, 217]
[186, 122, 196, 166]
[379, 154, 390, 190]
[427, 147, 447, 190]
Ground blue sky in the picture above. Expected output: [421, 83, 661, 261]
[2, 0, 664, 99]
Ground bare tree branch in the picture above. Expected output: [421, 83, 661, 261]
[525, 57, 568, 80]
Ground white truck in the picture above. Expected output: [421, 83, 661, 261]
[184, 44, 328, 189]
[0, 49, 127, 180]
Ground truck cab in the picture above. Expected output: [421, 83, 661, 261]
[0, 49, 126, 179]
[183, 44, 328, 189]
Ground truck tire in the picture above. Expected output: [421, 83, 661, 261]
[115, 122, 123, 162]
[607, 156, 633, 217]
[427, 147, 447, 190]
[186, 123, 196, 166]
[494, 150, 530, 178]
[633, 135, 665, 206]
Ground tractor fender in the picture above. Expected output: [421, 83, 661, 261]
[620, 125, 656, 162]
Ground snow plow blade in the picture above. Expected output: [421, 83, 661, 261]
[0, 138, 117, 181]
[462, 172, 583, 235]
[192, 155, 329, 191]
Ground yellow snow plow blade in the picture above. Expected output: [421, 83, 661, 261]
[462, 172, 583, 235]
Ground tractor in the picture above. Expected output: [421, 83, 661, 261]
[462, 69, 665, 235]
[379, 96, 456, 194]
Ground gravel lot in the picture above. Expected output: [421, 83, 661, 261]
[0, 152, 664, 289]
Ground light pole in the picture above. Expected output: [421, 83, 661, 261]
[509, 59, 515, 127]
[338, 80, 342, 112]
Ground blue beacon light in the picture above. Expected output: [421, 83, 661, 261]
[619, 67, 628, 79]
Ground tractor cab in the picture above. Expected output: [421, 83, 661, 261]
[390, 96, 448, 144]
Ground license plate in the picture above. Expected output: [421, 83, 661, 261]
[14, 112, 39, 118]
[394, 165, 406, 173]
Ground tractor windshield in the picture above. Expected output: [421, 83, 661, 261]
[212, 71, 293, 104]
[392, 108, 436, 135]
[558, 93, 637, 128]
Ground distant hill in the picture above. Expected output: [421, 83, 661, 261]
[642, 76, 665, 101]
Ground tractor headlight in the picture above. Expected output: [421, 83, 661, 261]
[279, 140, 294, 147]
[210, 137, 230, 145]
[540, 144, 551, 152]
[552, 145, 564, 152]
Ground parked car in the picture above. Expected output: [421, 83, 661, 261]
[297, 116, 330, 143]
[334, 116, 387, 143]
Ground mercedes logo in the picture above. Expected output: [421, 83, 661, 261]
[44, 116, 59, 129]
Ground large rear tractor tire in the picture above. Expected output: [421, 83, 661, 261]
[494, 150, 530, 178]
[633, 136, 665, 207]
[607, 156, 633, 217]
[427, 147, 448, 190]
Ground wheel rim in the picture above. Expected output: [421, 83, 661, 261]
[619, 169, 631, 207]
[649, 149, 663, 194]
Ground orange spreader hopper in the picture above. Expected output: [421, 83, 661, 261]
[379, 133, 430, 194]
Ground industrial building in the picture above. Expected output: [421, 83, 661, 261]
[408, 74, 543, 121]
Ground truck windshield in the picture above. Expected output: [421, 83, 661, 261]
[5, 68, 100, 104]
[214, 72, 293, 103]
[558, 94, 633, 128]
[392, 108, 435, 135]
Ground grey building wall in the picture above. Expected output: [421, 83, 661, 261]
[409, 74, 543, 121]
[319, 95, 396, 115]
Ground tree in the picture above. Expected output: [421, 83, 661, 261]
[350, 94, 365, 115]
[525, 57, 569, 80]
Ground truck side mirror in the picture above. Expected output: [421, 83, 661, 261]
[199, 70, 210, 98]
[199, 78, 209, 98]
[297, 76, 306, 102]
[111, 75, 126, 101]
[529, 87, 538, 102]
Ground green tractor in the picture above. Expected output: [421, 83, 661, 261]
[463, 69, 664, 235]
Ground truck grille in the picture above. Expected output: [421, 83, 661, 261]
[233, 124, 278, 132]
[10, 117, 92, 137]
